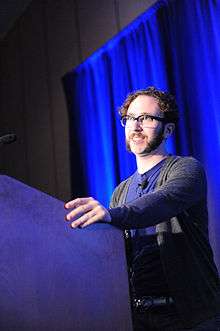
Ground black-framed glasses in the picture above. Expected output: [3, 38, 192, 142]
[120, 114, 166, 128]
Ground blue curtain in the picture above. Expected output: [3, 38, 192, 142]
[64, 0, 220, 267]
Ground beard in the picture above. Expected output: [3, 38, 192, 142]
[126, 126, 165, 155]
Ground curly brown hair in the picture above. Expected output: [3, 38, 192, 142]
[119, 86, 179, 124]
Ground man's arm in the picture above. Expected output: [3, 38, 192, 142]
[109, 157, 207, 229]
[65, 158, 207, 229]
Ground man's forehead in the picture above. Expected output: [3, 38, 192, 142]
[127, 95, 161, 114]
[130, 94, 158, 105]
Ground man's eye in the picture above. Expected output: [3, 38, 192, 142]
[143, 115, 153, 121]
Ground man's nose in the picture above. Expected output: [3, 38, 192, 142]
[132, 119, 143, 131]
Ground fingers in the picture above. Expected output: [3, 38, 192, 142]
[64, 197, 99, 228]
[65, 199, 96, 222]
[80, 214, 101, 228]
[65, 197, 93, 209]
[70, 207, 98, 228]
[64, 197, 111, 229]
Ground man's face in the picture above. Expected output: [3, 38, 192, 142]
[125, 95, 165, 156]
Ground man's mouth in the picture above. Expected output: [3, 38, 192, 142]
[130, 134, 146, 144]
[132, 137, 144, 143]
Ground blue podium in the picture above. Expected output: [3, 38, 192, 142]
[0, 176, 133, 331]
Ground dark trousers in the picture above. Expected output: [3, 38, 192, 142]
[133, 305, 220, 331]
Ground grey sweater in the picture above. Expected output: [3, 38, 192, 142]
[109, 156, 219, 328]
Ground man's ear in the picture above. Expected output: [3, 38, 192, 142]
[163, 123, 175, 139]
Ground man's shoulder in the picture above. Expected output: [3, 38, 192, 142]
[164, 155, 206, 180]
[168, 155, 205, 170]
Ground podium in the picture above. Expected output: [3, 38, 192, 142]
[0, 176, 133, 331]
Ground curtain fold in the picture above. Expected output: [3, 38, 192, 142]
[64, 0, 220, 268]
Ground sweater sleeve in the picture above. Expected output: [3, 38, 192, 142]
[108, 157, 207, 230]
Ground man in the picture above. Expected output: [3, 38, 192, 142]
[65, 87, 219, 330]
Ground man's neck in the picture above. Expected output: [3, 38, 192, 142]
[136, 149, 169, 174]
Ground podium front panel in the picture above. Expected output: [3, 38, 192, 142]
[0, 176, 133, 331]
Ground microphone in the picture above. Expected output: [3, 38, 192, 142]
[138, 179, 148, 190]
[0, 133, 17, 145]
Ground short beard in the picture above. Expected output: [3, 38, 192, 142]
[126, 126, 165, 154]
